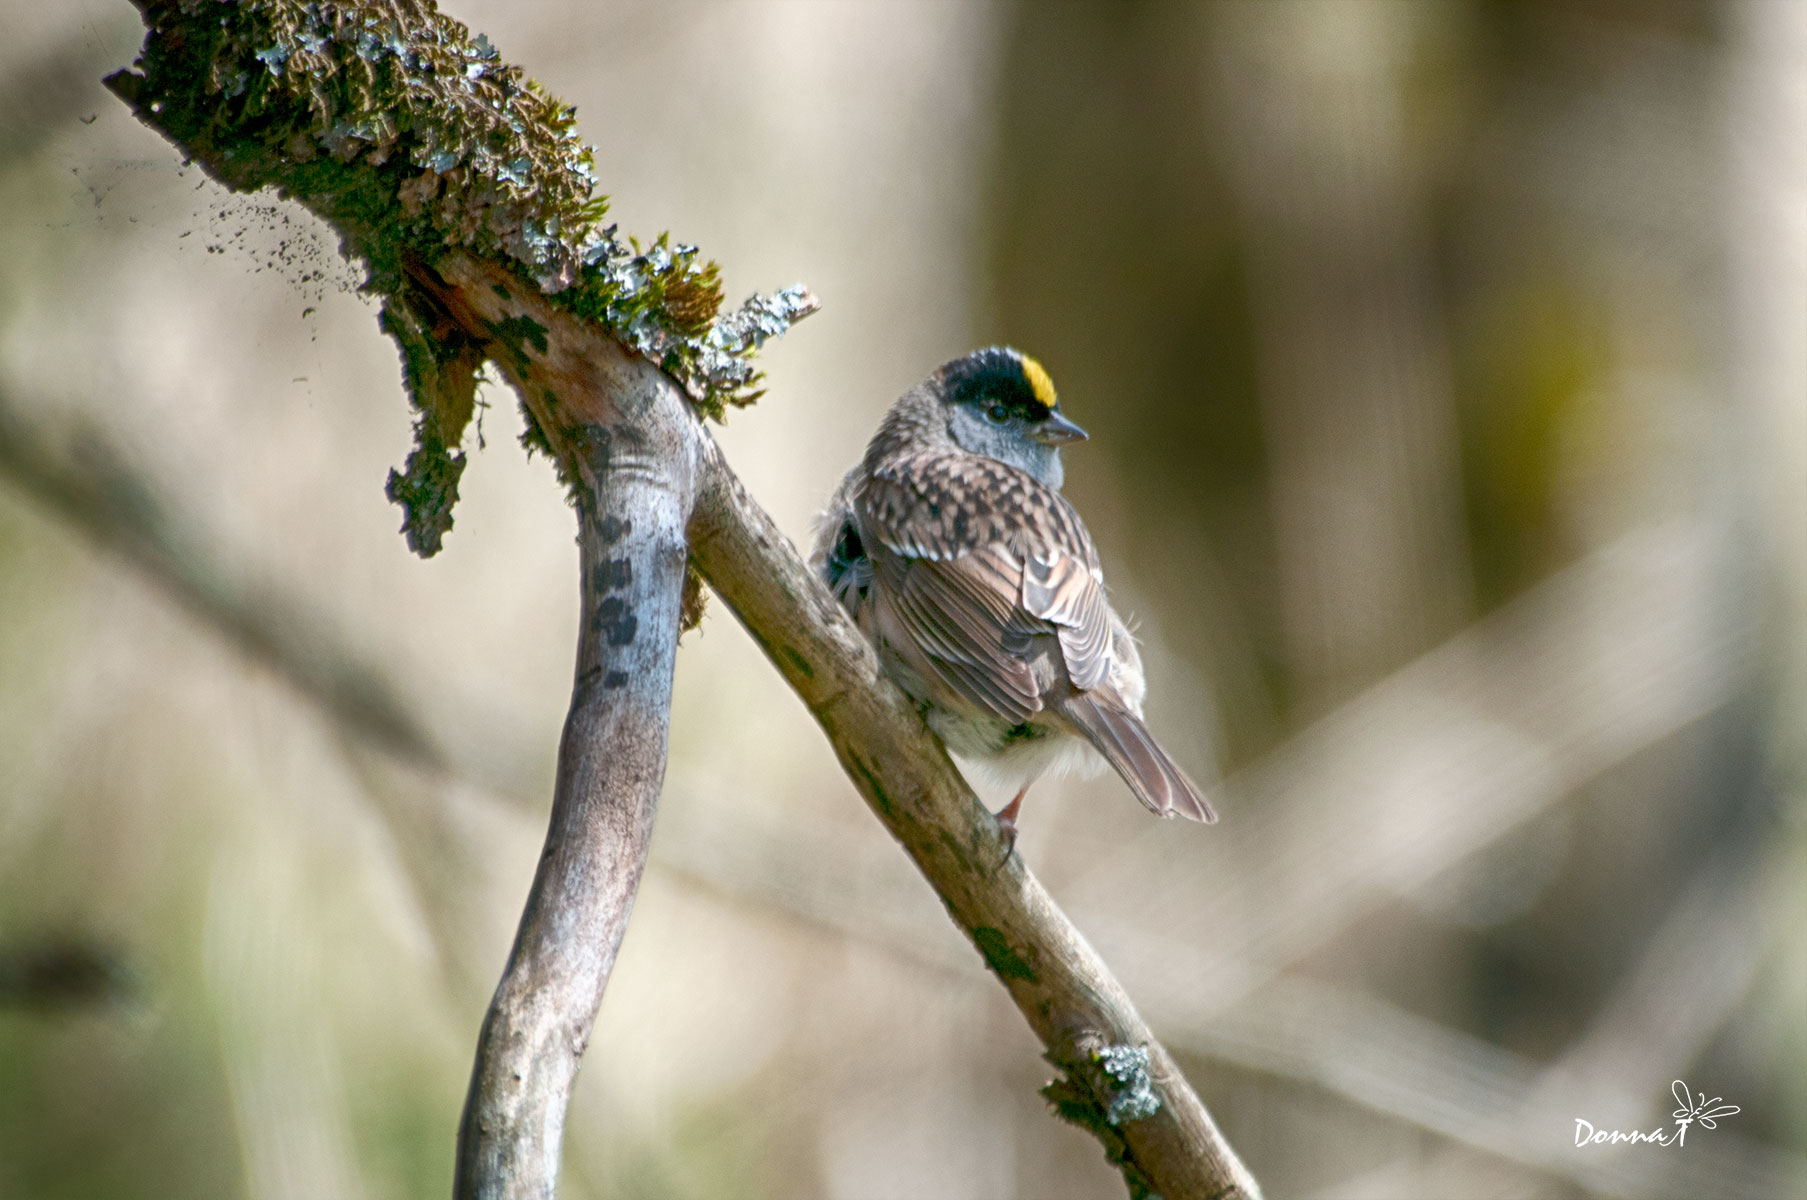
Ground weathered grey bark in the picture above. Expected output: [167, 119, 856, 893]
[408, 256, 702, 1197]
[453, 500, 689, 1192]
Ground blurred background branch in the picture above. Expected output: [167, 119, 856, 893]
[0, 385, 455, 779]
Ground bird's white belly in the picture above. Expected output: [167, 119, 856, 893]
[927, 707, 1108, 797]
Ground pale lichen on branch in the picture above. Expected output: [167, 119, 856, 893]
[107, 0, 815, 556]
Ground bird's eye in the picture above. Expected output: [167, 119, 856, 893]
[986, 404, 1011, 424]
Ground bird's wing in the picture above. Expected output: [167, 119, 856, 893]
[856, 452, 1115, 722]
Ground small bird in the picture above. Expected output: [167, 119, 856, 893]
[812, 346, 1214, 848]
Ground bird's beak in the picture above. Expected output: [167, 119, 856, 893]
[1031, 411, 1088, 445]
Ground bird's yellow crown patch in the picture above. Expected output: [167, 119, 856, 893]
[1020, 354, 1058, 409]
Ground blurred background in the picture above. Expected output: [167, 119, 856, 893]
[0, 1, 1802, 1197]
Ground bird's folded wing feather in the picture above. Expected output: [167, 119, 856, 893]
[858, 454, 1116, 722]
[1022, 550, 1112, 691]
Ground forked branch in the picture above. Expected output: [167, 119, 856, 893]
[106, 2, 1259, 1196]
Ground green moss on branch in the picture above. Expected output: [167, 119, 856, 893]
[107, 0, 815, 555]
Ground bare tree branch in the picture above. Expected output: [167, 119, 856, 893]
[418, 257, 703, 1194]
[687, 440, 1261, 1200]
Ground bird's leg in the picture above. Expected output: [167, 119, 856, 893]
[993, 786, 1030, 861]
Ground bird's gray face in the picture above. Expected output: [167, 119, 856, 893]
[947, 399, 1087, 490]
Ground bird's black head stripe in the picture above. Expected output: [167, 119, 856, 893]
[938, 346, 1056, 421]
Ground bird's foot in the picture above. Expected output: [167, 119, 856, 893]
[992, 787, 1029, 866]
[994, 813, 1019, 865]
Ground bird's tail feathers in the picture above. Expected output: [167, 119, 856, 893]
[1059, 694, 1216, 823]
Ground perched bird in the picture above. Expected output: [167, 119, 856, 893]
[812, 346, 1214, 847]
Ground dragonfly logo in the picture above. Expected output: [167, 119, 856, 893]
[1574, 1080, 1740, 1148]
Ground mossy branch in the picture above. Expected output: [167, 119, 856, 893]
[107, 3, 1259, 1198]
[106, 0, 813, 559]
